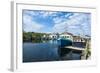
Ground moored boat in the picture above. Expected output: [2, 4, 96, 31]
[57, 38, 72, 48]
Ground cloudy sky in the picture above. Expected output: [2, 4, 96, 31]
[23, 10, 91, 36]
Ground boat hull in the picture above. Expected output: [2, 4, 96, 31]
[57, 39, 72, 48]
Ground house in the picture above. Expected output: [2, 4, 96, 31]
[42, 34, 50, 40]
[49, 33, 59, 40]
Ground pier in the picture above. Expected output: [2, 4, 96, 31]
[64, 46, 85, 51]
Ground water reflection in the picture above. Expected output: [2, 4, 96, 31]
[23, 40, 81, 62]
[58, 48, 81, 60]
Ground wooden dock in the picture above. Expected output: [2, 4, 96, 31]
[64, 46, 85, 51]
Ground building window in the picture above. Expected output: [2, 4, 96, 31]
[67, 36, 69, 38]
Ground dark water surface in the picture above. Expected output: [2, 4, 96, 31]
[23, 40, 81, 62]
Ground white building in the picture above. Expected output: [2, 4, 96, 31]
[49, 33, 59, 40]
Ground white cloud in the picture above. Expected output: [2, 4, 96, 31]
[23, 14, 45, 32]
[39, 11, 57, 17]
[24, 10, 58, 18]
[52, 13, 72, 24]
[23, 10, 38, 16]
[53, 17, 64, 24]
[52, 13, 91, 35]
[53, 21, 68, 33]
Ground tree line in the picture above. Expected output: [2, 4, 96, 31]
[23, 32, 49, 43]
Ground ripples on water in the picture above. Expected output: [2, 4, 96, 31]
[23, 40, 81, 62]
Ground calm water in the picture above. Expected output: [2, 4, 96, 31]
[23, 40, 81, 62]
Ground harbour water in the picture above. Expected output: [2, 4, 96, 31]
[23, 40, 81, 62]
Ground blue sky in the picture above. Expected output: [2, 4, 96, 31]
[23, 10, 91, 36]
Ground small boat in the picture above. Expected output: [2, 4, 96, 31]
[57, 38, 72, 48]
